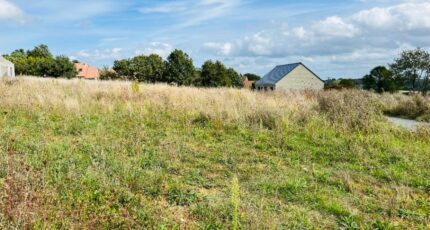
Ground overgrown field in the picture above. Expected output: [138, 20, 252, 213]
[0, 77, 429, 229]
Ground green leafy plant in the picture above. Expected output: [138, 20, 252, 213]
[132, 80, 140, 93]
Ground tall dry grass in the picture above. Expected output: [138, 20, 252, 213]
[0, 77, 386, 131]
[381, 93, 430, 121]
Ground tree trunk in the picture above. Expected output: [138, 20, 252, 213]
[422, 74, 429, 96]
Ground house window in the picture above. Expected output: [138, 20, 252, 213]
[78, 68, 83, 72]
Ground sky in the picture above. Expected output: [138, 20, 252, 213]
[1, 0, 430, 79]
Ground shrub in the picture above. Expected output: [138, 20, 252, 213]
[99, 66, 120, 80]
[387, 95, 430, 121]
[318, 90, 383, 131]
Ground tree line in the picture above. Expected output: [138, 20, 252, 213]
[327, 48, 430, 95]
[3, 45, 250, 88]
[103, 49, 244, 88]
[364, 48, 430, 95]
[6, 45, 428, 94]
[3, 45, 76, 78]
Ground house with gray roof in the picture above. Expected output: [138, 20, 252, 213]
[255, 63, 324, 90]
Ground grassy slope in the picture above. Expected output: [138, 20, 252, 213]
[0, 77, 429, 229]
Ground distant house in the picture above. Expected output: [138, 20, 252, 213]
[256, 63, 324, 90]
[0, 56, 15, 78]
[75, 63, 100, 80]
[242, 76, 255, 89]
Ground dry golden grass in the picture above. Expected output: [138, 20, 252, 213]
[0, 77, 320, 125]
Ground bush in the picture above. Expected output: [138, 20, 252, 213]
[318, 90, 383, 131]
[387, 94, 430, 121]
[99, 66, 120, 80]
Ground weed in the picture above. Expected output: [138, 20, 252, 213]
[230, 176, 240, 230]
[167, 185, 198, 206]
[371, 220, 397, 230]
[338, 215, 359, 230]
[131, 80, 140, 93]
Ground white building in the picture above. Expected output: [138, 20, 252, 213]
[0, 56, 15, 78]
[256, 63, 324, 90]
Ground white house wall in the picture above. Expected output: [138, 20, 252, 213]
[0, 65, 15, 77]
[0, 66, 7, 77]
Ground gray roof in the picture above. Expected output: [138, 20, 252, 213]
[256, 62, 323, 87]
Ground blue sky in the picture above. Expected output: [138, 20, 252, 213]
[1, 0, 430, 79]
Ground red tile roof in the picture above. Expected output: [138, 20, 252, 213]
[75, 63, 100, 80]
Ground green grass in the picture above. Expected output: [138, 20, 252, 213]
[0, 78, 429, 229]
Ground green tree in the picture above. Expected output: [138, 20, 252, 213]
[129, 56, 148, 81]
[243, 73, 261, 81]
[390, 48, 430, 94]
[338, 79, 356, 89]
[113, 54, 165, 82]
[163, 49, 195, 85]
[193, 69, 202, 86]
[99, 66, 120, 80]
[26, 56, 55, 77]
[201, 60, 229, 87]
[27, 44, 53, 59]
[142, 54, 165, 83]
[200, 60, 244, 88]
[363, 66, 397, 93]
[362, 74, 376, 90]
[324, 78, 356, 90]
[4, 45, 76, 78]
[52, 56, 77, 78]
[227, 68, 244, 88]
[113, 59, 132, 78]
[424, 64, 430, 95]
[132, 55, 164, 82]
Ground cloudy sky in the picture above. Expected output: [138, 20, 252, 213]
[1, 0, 430, 79]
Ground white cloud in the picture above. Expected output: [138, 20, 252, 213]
[139, 2, 188, 14]
[203, 42, 234, 56]
[353, 2, 430, 30]
[135, 42, 174, 59]
[76, 48, 123, 60]
[352, 7, 395, 29]
[204, 21, 360, 58]
[22, 0, 121, 22]
[202, 1, 430, 77]
[0, 0, 25, 23]
[203, 1, 430, 58]
[291, 27, 309, 40]
[314, 16, 360, 38]
[139, 0, 241, 27]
